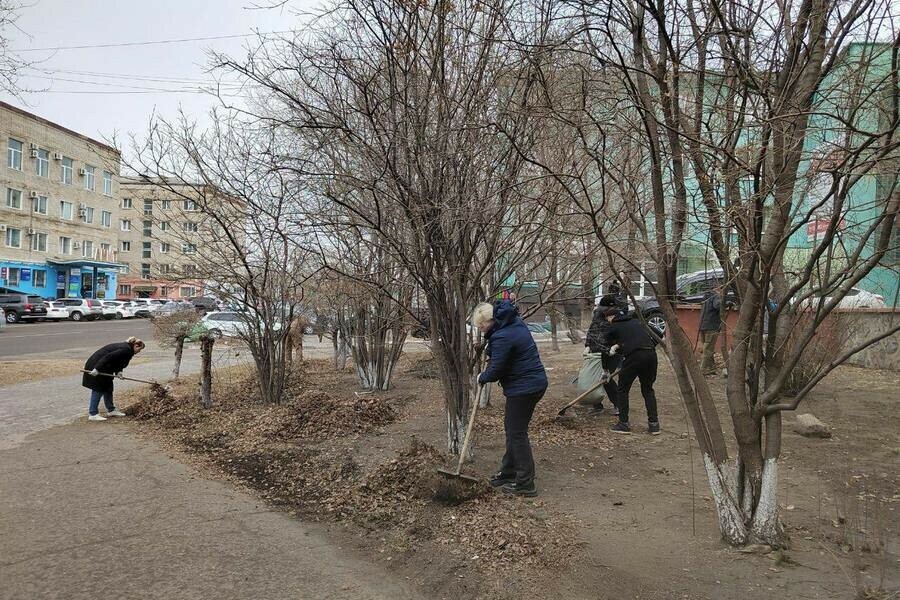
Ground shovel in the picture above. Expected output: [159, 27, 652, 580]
[556, 367, 621, 418]
[437, 379, 484, 484]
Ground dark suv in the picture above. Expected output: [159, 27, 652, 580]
[0, 292, 48, 323]
[637, 269, 736, 333]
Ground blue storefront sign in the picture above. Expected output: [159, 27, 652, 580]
[67, 270, 81, 297]
[20, 268, 31, 282]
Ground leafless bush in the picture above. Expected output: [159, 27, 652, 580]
[151, 310, 201, 379]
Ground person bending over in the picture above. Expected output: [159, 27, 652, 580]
[473, 300, 548, 497]
[83, 336, 145, 421]
[602, 308, 660, 435]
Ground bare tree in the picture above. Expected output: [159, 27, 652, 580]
[527, 0, 899, 546]
[151, 310, 201, 379]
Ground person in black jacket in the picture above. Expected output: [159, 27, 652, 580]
[601, 309, 660, 435]
[474, 300, 548, 497]
[584, 302, 623, 415]
[83, 336, 145, 421]
[699, 286, 724, 375]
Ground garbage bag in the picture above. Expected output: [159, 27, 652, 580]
[576, 353, 608, 405]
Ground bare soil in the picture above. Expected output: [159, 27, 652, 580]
[0, 357, 146, 386]
[120, 347, 899, 600]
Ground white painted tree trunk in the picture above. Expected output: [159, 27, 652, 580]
[703, 454, 749, 546]
[749, 458, 782, 545]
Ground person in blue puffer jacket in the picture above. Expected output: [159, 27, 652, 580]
[474, 300, 548, 497]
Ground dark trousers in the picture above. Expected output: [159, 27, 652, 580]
[499, 389, 545, 485]
[601, 354, 622, 408]
[88, 389, 115, 416]
[616, 350, 658, 424]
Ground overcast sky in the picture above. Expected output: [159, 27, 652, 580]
[1, 0, 319, 146]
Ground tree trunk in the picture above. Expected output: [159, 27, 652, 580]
[172, 336, 184, 379]
[550, 309, 560, 352]
[199, 334, 214, 408]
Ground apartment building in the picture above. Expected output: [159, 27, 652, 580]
[117, 178, 215, 299]
[0, 101, 122, 299]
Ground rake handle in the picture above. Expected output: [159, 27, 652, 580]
[81, 369, 157, 385]
[558, 367, 622, 416]
[454, 380, 484, 474]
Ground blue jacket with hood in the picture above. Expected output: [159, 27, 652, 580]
[477, 301, 548, 397]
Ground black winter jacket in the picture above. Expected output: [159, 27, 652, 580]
[605, 315, 657, 357]
[699, 292, 722, 332]
[82, 342, 136, 392]
[585, 307, 613, 354]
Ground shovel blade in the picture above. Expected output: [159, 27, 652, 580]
[436, 468, 480, 484]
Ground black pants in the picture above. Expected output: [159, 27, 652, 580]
[616, 349, 658, 424]
[602, 354, 622, 408]
[499, 389, 545, 485]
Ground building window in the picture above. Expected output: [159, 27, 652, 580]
[160, 264, 172, 275]
[33, 269, 46, 287]
[82, 206, 94, 223]
[59, 236, 72, 254]
[161, 200, 171, 210]
[7, 267, 19, 286]
[32, 194, 48, 214]
[119, 265, 129, 275]
[122, 197, 132, 209]
[179, 286, 196, 298]
[160, 242, 170, 253]
[182, 222, 198, 232]
[83, 165, 95, 191]
[160, 221, 169, 231]
[120, 219, 131, 231]
[61, 156, 73, 184]
[103, 171, 113, 196]
[143, 199, 153, 215]
[143, 220, 152, 237]
[119, 284, 131, 295]
[5, 227, 22, 248]
[30, 231, 48, 252]
[141, 263, 151, 279]
[100, 242, 111, 258]
[120, 240, 131, 252]
[7, 138, 22, 170]
[82, 240, 94, 258]
[182, 243, 197, 254]
[34, 148, 49, 177]
[6, 187, 22, 209]
[142, 241, 152, 258]
[183, 200, 197, 211]
[101, 210, 111, 227]
[182, 263, 196, 275]
[60, 201, 73, 220]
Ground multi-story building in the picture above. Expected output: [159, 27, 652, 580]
[116, 178, 216, 299]
[0, 101, 122, 299]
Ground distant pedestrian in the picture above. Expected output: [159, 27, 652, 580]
[83, 337, 145, 421]
[473, 300, 548, 497]
[602, 308, 660, 435]
[699, 286, 724, 376]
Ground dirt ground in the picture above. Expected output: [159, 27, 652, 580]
[120, 345, 899, 600]
[0, 357, 151, 386]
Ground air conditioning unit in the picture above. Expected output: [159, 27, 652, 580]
[79, 168, 87, 176]
[53, 152, 63, 160]
[73, 242, 81, 249]
[29, 142, 37, 150]
[78, 203, 86, 209]
[30, 149, 39, 158]
[0, 224, 7, 232]
[78, 209, 87, 219]
[26, 228, 35, 235]
[29, 191, 37, 198]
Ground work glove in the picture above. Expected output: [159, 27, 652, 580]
[582, 346, 590, 356]
[89, 368, 100, 376]
[609, 344, 620, 356]
[115, 372, 124, 380]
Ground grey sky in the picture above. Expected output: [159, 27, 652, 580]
[1, 0, 319, 147]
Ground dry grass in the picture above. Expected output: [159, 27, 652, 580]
[0, 359, 87, 387]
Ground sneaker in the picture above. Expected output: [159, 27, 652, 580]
[88, 414, 107, 422]
[648, 421, 661, 435]
[610, 421, 631, 434]
[489, 472, 516, 488]
[500, 481, 538, 497]
[107, 409, 127, 417]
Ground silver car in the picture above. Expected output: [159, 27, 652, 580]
[59, 298, 104, 322]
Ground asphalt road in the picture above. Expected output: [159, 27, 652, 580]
[0, 318, 154, 359]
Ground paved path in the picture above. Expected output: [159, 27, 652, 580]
[0, 423, 424, 600]
[0, 318, 155, 358]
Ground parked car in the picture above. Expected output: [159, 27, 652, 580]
[635, 269, 737, 333]
[153, 300, 195, 318]
[189, 296, 219, 313]
[129, 299, 154, 318]
[101, 300, 137, 319]
[0, 292, 48, 323]
[189, 311, 282, 340]
[58, 298, 104, 321]
[43, 301, 72, 321]
[799, 286, 886, 309]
